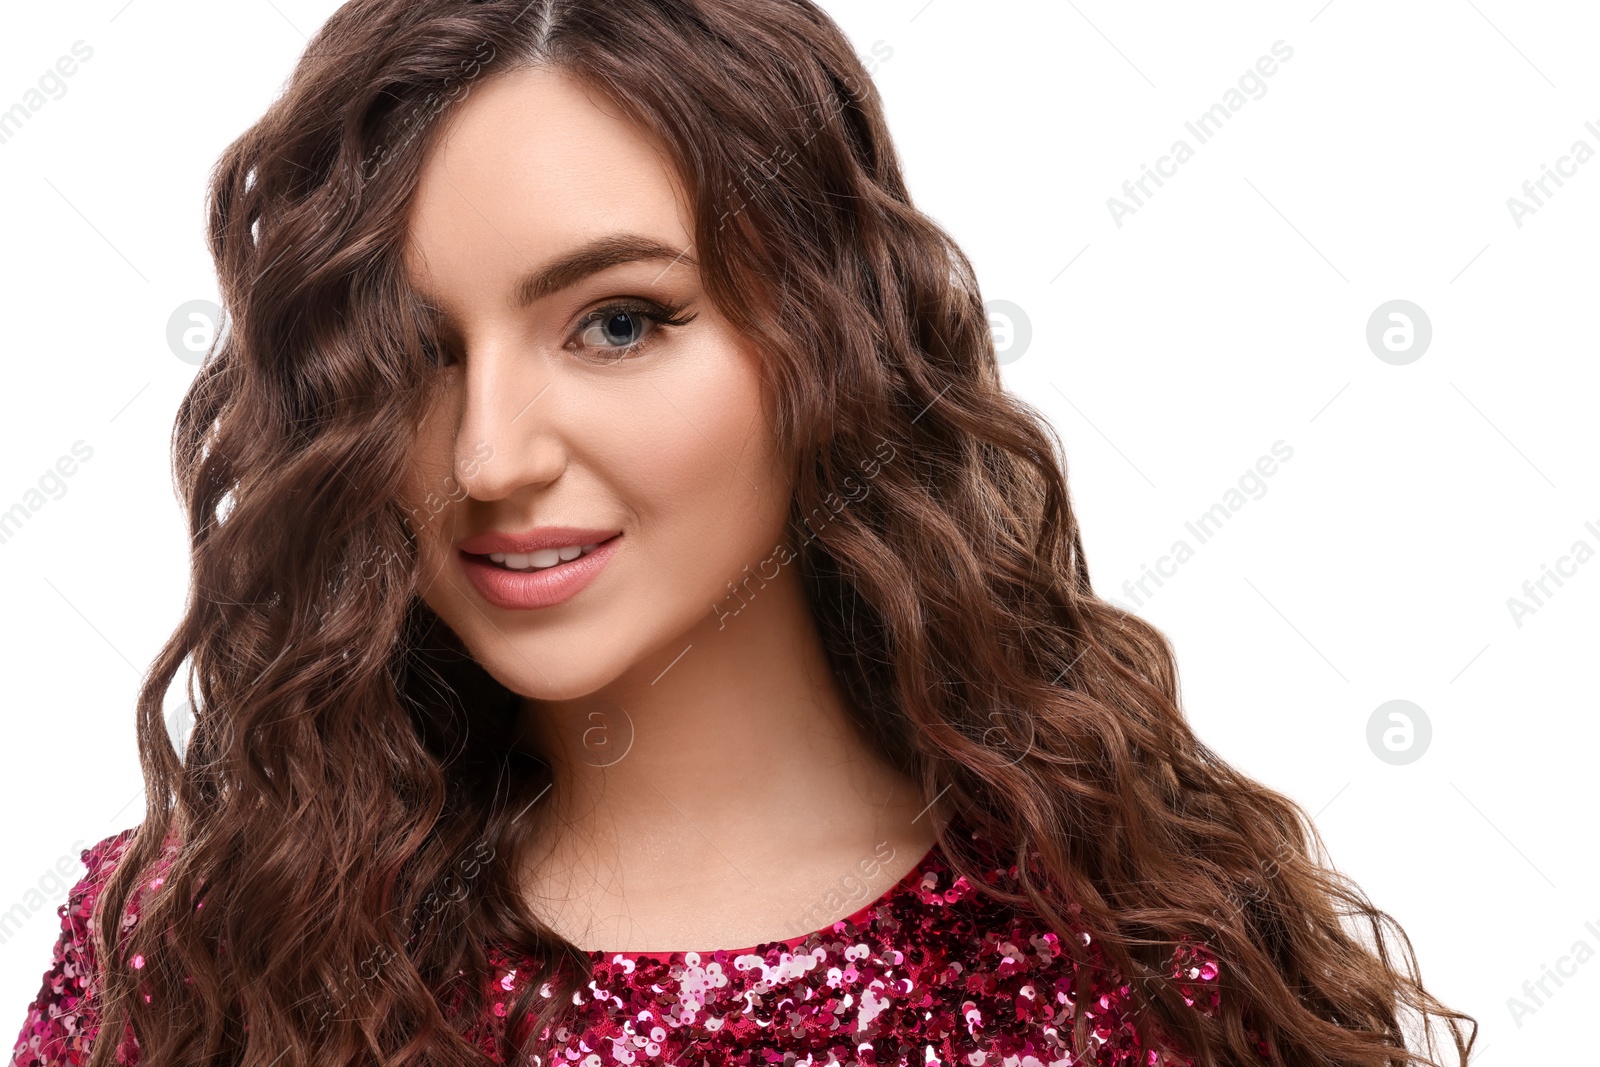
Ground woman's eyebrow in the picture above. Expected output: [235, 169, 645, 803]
[411, 233, 698, 321]
[512, 233, 698, 308]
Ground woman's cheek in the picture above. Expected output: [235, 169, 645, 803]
[612, 352, 779, 610]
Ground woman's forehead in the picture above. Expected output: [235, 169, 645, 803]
[402, 68, 696, 302]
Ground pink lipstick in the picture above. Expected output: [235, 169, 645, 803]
[456, 526, 622, 610]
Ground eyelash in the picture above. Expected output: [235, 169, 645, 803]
[424, 298, 696, 368]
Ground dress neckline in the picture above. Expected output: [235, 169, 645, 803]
[583, 839, 942, 960]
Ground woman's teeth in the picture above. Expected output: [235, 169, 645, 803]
[487, 543, 600, 572]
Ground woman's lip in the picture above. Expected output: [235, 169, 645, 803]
[458, 534, 621, 610]
[456, 527, 624, 556]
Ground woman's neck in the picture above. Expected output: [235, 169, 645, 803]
[512, 563, 941, 952]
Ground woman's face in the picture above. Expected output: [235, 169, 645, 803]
[400, 65, 792, 701]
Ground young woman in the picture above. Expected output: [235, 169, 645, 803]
[10, 1, 1475, 1065]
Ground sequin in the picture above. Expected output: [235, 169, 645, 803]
[10, 829, 1243, 1067]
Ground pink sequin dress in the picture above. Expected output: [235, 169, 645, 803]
[11, 829, 1230, 1066]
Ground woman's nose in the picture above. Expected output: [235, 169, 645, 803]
[451, 343, 568, 503]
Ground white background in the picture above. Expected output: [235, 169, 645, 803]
[1, 0, 1595, 1061]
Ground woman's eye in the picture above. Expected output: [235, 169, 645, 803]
[579, 309, 649, 350]
[422, 299, 696, 368]
[571, 299, 695, 363]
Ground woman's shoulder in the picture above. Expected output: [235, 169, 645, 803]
[881, 830, 1226, 1056]
[908, 833, 1258, 1063]
[9, 828, 165, 1067]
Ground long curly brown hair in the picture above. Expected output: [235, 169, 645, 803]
[86, 1, 1477, 1065]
